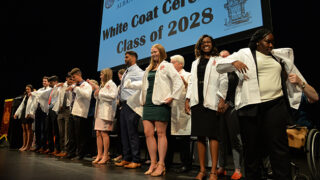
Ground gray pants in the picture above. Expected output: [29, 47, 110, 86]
[57, 108, 71, 152]
[218, 107, 243, 170]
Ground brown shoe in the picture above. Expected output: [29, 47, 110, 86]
[49, 150, 60, 155]
[37, 148, 45, 153]
[124, 162, 141, 169]
[56, 152, 67, 157]
[41, 149, 51, 154]
[115, 160, 130, 167]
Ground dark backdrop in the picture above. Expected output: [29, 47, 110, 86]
[1, 0, 318, 118]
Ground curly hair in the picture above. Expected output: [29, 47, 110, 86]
[194, 34, 219, 58]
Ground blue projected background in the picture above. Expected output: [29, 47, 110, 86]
[98, 0, 263, 70]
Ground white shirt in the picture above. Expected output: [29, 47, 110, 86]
[256, 50, 283, 102]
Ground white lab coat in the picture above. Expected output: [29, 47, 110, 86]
[31, 87, 52, 114]
[216, 48, 304, 110]
[52, 82, 72, 113]
[15, 94, 36, 119]
[71, 81, 92, 118]
[171, 69, 191, 135]
[140, 60, 184, 106]
[186, 56, 228, 111]
[94, 80, 117, 121]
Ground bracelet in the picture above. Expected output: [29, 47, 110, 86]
[301, 82, 306, 89]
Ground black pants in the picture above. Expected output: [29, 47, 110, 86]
[239, 97, 292, 180]
[166, 135, 192, 169]
[46, 108, 60, 152]
[120, 103, 140, 163]
[35, 106, 47, 149]
[67, 115, 90, 157]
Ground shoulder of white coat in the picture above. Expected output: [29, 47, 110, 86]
[272, 48, 294, 62]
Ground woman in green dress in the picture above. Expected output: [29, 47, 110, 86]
[141, 44, 183, 177]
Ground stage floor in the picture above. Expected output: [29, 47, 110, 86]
[0, 147, 312, 180]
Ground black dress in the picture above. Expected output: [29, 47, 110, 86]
[20, 95, 33, 124]
[191, 57, 220, 140]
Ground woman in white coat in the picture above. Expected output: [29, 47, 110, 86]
[14, 84, 36, 151]
[185, 35, 228, 180]
[88, 68, 118, 164]
[216, 28, 304, 180]
[142, 44, 183, 176]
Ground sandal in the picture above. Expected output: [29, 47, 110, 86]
[209, 171, 218, 180]
[144, 161, 158, 175]
[194, 171, 206, 180]
[151, 163, 166, 177]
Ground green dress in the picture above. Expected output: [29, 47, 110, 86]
[142, 70, 171, 122]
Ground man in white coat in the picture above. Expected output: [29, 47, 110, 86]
[66, 68, 92, 160]
[166, 55, 192, 172]
[30, 76, 51, 152]
[53, 73, 74, 157]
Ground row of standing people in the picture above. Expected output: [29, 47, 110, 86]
[13, 28, 319, 180]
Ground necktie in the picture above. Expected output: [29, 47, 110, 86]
[118, 69, 128, 101]
[48, 89, 54, 105]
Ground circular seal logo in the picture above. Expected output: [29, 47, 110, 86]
[105, 0, 115, 9]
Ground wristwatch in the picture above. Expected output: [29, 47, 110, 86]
[301, 82, 306, 89]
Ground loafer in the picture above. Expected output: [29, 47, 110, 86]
[124, 162, 141, 169]
[115, 160, 130, 167]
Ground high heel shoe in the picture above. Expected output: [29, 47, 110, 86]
[194, 171, 206, 180]
[209, 171, 218, 180]
[144, 161, 157, 175]
[150, 163, 166, 177]
[92, 157, 102, 164]
[98, 156, 110, 164]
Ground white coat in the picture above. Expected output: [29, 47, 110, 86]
[171, 69, 191, 135]
[30, 87, 52, 114]
[71, 81, 92, 118]
[216, 48, 304, 110]
[186, 56, 228, 110]
[94, 80, 118, 121]
[140, 60, 184, 106]
[15, 94, 36, 119]
[52, 82, 72, 113]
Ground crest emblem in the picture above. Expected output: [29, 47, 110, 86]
[105, 0, 115, 9]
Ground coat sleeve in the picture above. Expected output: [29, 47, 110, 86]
[186, 63, 195, 99]
[99, 82, 118, 102]
[216, 51, 240, 74]
[73, 83, 92, 100]
[166, 63, 184, 100]
[14, 96, 26, 118]
[217, 72, 228, 100]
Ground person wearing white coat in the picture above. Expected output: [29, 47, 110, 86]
[216, 28, 300, 180]
[166, 55, 193, 173]
[29, 76, 51, 152]
[14, 84, 36, 151]
[88, 68, 118, 165]
[53, 74, 74, 157]
[66, 68, 92, 159]
[185, 35, 228, 180]
[141, 44, 184, 177]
